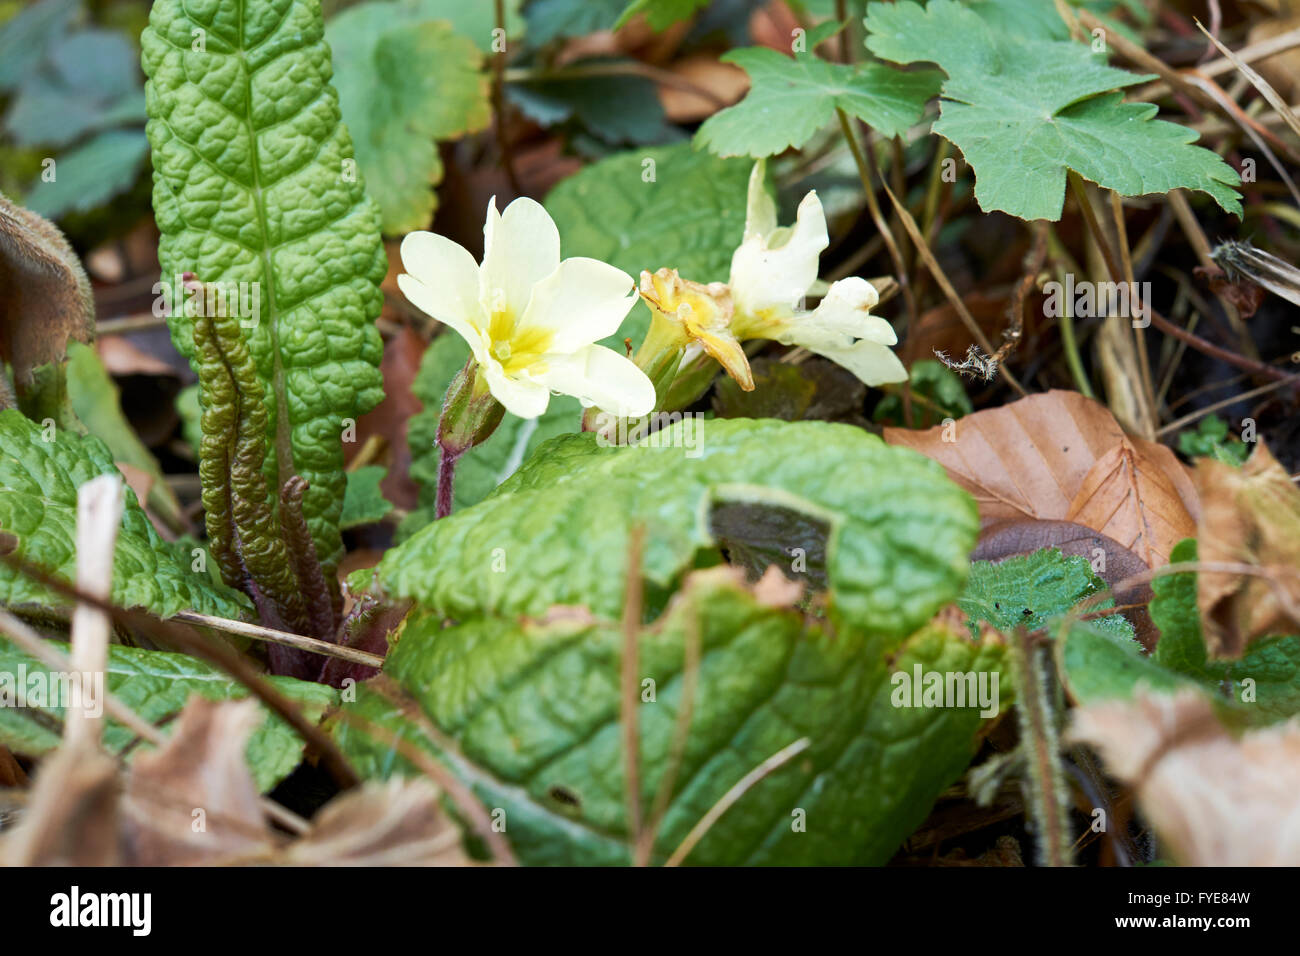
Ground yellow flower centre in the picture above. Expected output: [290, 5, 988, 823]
[485, 296, 552, 376]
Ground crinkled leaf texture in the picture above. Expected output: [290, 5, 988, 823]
[1062, 539, 1300, 727]
[328, 5, 491, 234]
[361, 418, 977, 635]
[335, 419, 1002, 864]
[0, 635, 335, 792]
[696, 47, 942, 158]
[960, 547, 1132, 641]
[0, 409, 251, 621]
[335, 571, 1005, 865]
[142, 0, 388, 575]
[864, 0, 1242, 221]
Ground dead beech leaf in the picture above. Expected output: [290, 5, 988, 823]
[0, 192, 94, 388]
[884, 390, 1198, 568]
[1065, 440, 1196, 569]
[1069, 690, 1300, 866]
[1196, 441, 1300, 658]
[121, 697, 275, 865]
[281, 778, 467, 866]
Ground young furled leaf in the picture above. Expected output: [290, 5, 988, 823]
[328, 8, 491, 234]
[142, 0, 388, 583]
[0, 409, 251, 622]
[864, 0, 1242, 221]
[696, 47, 942, 159]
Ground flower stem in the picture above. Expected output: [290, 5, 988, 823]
[436, 445, 458, 520]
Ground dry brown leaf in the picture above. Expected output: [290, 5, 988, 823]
[659, 55, 749, 122]
[281, 778, 468, 866]
[1069, 689, 1300, 866]
[1065, 439, 1196, 569]
[121, 697, 276, 865]
[0, 744, 26, 787]
[1196, 441, 1300, 657]
[96, 335, 181, 378]
[884, 390, 1199, 568]
[1251, 16, 1300, 101]
[0, 738, 122, 866]
[0, 192, 94, 388]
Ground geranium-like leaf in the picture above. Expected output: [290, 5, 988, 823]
[696, 46, 942, 158]
[864, 0, 1242, 220]
[329, 9, 491, 234]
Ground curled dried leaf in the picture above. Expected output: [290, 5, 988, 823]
[1070, 689, 1300, 865]
[0, 192, 93, 390]
[1196, 441, 1300, 657]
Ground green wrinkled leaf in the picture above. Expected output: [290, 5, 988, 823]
[340, 465, 393, 530]
[0, 635, 335, 791]
[864, 0, 1242, 221]
[959, 547, 1132, 640]
[333, 571, 1006, 864]
[362, 417, 978, 642]
[329, 10, 491, 234]
[696, 46, 941, 159]
[873, 358, 972, 429]
[64, 342, 184, 533]
[0, 408, 251, 621]
[25, 129, 149, 220]
[398, 333, 581, 537]
[142, 0, 388, 577]
[1061, 539, 1300, 725]
[545, 143, 752, 347]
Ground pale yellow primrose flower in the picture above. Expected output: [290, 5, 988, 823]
[641, 161, 907, 390]
[398, 197, 655, 419]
